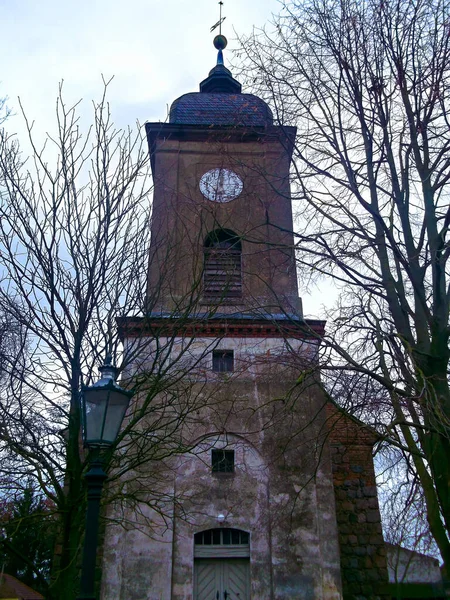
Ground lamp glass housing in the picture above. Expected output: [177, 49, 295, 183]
[82, 381, 131, 446]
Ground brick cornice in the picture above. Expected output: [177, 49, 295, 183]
[117, 315, 325, 341]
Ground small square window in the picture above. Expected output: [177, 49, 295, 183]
[212, 350, 234, 372]
[212, 449, 234, 473]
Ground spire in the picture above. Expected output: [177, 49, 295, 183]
[200, 2, 241, 94]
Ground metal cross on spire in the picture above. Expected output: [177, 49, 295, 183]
[210, 1, 226, 33]
[219, 1, 223, 35]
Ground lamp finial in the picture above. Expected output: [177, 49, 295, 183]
[99, 354, 118, 382]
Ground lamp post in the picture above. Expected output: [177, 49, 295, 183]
[77, 355, 133, 600]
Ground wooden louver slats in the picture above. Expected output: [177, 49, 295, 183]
[204, 248, 242, 298]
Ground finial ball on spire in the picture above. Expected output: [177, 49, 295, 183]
[213, 34, 228, 50]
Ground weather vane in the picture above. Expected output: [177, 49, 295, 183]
[210, 1, 227, 65]
[210, 1, 226, 34]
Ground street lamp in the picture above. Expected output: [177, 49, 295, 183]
[77, 355, 133, 600]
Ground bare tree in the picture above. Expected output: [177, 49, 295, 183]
[0, 82, 230, 599]
[0, 95, 10, 126]
[237, 0, 450, 576]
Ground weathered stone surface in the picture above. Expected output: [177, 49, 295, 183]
[101, 351, 345, 599]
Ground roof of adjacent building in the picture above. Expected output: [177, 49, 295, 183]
[0, 574, 45, 600]
[169, 56, 273, 127]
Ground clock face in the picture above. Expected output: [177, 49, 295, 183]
[199, 168, 243, 203]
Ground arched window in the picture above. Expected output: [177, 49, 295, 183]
[204, 230, 242, 300]
[194, 528, 250, 558]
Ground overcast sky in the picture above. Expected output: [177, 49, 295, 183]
[1, 0, 334, 315]
[2, 0, 279, 132]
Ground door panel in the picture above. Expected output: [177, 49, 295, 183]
[195, 560, 221, 600]
[223, 559, 249, 599]
[194, 558, 250, 600]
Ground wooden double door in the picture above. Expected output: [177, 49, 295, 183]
[194, 558, 250, 600]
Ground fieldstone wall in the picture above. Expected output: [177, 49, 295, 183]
[327, 404, 390, 600]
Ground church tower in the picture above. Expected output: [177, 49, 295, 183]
[102, 33, 346, 600]
[145, 34, 300, 318]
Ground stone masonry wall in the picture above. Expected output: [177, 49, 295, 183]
[327, 404, 390, 600]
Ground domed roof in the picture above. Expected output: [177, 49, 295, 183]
[169, 56, 273, 127]
[169, 91, 273, 127]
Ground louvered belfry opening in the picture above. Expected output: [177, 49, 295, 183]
[204, 229, 242, 300]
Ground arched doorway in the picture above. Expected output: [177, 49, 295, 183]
[194, 528, 250, 600]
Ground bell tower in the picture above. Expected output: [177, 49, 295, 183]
[146, 33, 301, 317]
[105, 30, 346, 600]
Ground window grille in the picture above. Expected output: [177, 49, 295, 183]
[212, 350, 234, 373]
[194, 528, 249, 546]
[211, 449, 235, 473]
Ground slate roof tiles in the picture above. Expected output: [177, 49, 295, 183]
[169, 92, 273, 127]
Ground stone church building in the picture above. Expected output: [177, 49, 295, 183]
[101, 36, 389, 600]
